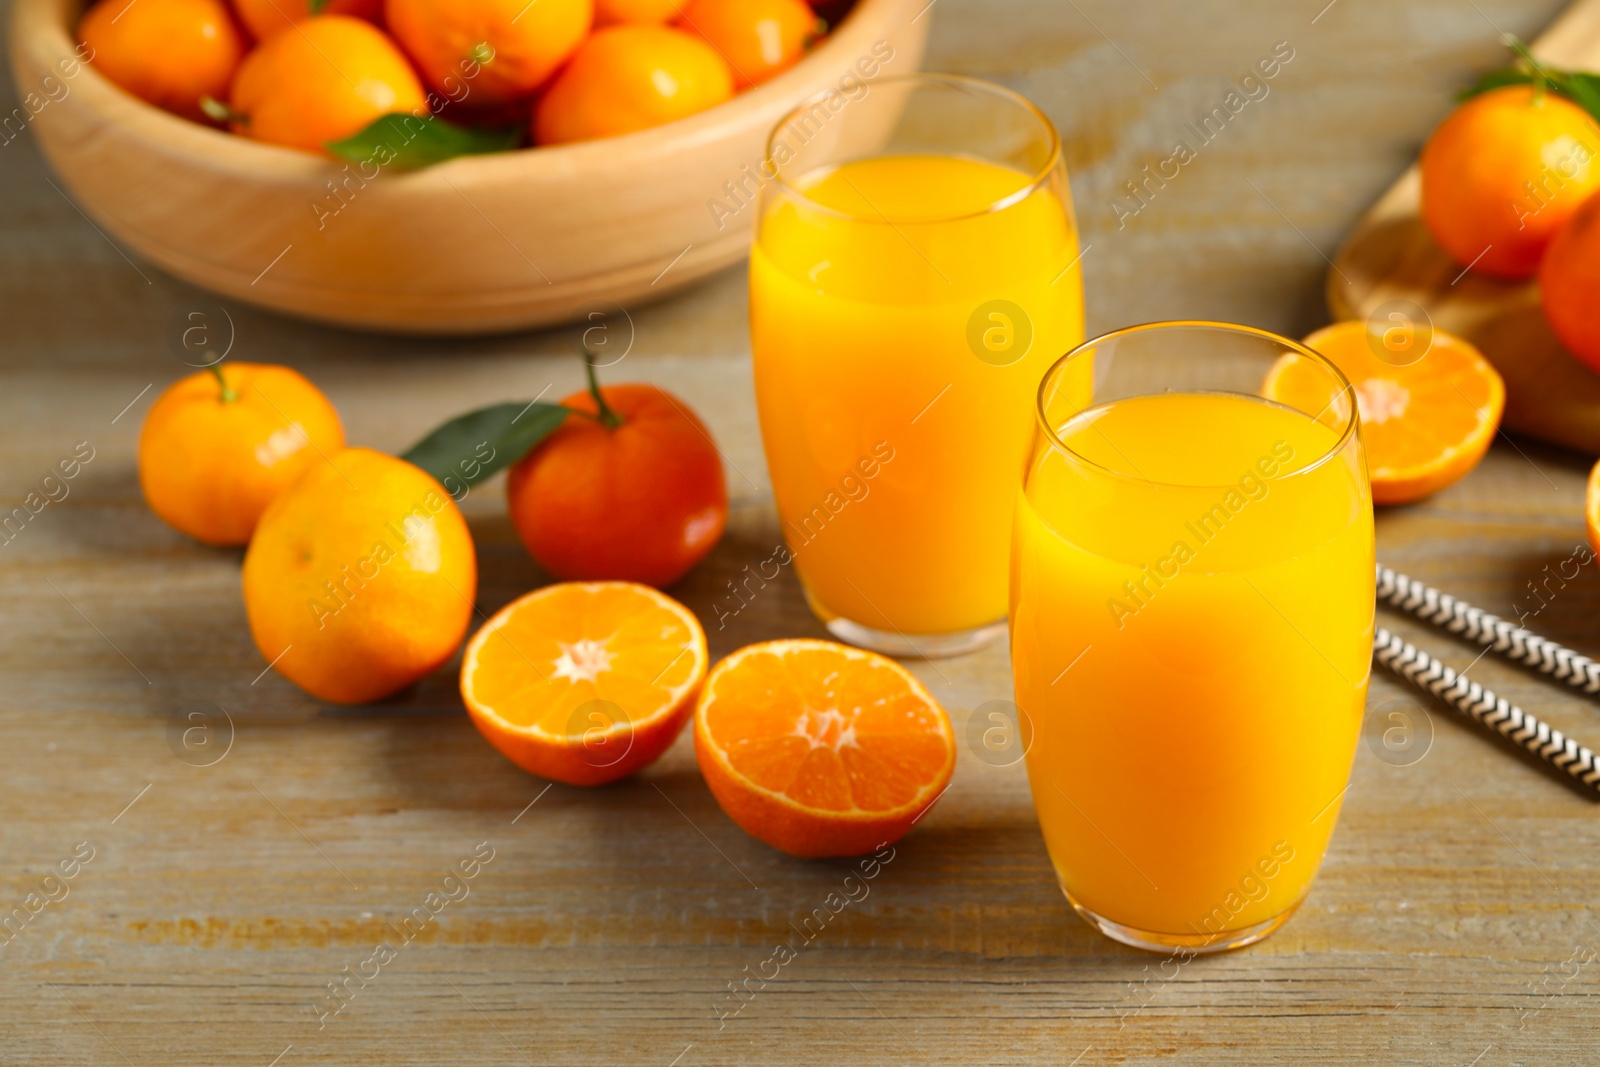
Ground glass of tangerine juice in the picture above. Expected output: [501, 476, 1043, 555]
[1010, 321, 1375, 953]
[749, 73, 1085, 656]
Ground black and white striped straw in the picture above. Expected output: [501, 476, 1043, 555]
[1371, 564, 1600, 793]
[1377, 564, 1600, 695]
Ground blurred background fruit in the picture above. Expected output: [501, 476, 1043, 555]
[1540, 188, 1600, 372]
[506, 376, 727, 586]
[460, 582, 708, 786]
[242, 447, 476, 704]
[232, 0, 384, 42]
[138, 363, 345, 545]
[385, 0, 593, 105]
[78, 0, 244, 123]
[534, 23, 733, 144]
[677, 0, 817, 89]
[593, 0, 687, 24]
[1419, 84, 1600, 279]
[228, 14, 427, 152]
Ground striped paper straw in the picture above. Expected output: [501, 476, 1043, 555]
[1377, 564, 1600, 695]
[1373, 625, 1600, 794]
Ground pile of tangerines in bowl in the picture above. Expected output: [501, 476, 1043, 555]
[141, 358, 955, 861]
[77, 0, 848, 160]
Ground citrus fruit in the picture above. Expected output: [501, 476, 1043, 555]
[228, 15, 427, 153]
[1586, 458, 1600, 558]
[242, 447, 476, 704]
[677, 0, 817, 89]
[1539, 188, 1600, 372]
[139, 363, 344, 545]
[693, 639, 957, 858]
[533, 24, 734, 144]
[506, 381, 726, 587]
[384, 0, 592, 105]
[460, 581, 708, 786]
[1419, 85, 1600, 279]
[594, 0, 686, 24]
[1264, 321, 1505, 505]
[232, 0, 384, 42]
[78, 0, 245, 123]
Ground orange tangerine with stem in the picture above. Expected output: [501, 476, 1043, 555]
[226, 15, 427, 154]
[384, 0, 593, 105]
[677, 0, 817, 89]
[232, 0, 384, 42]
[533, 24, 733, 144]
[78, 0, 246, 123]
[138, 362, 344, 545]
[1419, 84, 1600, 279]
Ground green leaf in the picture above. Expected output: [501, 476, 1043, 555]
[401, 402, 569, 494]
[1456, 40, 1600, 126]
[307, 0, 329, 11]
[1458, 66, 1534, 100]
[1555, 70, 1600, 124]
[326, 113, 522, 171]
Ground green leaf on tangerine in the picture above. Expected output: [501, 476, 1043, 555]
[400, 402, 568, 493]
[326, 113, 521, 171]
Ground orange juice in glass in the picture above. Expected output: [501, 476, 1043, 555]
[750, 74, 1085, 655]
[1010, 322, 1374, 952]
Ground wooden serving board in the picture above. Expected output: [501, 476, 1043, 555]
[1328, 0, 1600, 456]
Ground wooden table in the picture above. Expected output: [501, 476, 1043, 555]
[4, 1, 1599, 1063]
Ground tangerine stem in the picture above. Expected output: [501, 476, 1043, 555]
[200, 96, 246, 125]
[583, 350, 623, 429]
[208, 363, 238, 403]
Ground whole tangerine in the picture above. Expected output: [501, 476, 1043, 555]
[1420, 85, 1600, 279]
[139, 363, 344, 546]
[232, 0, 384, 42]
[533, 23, 734, 145]
[1540, 189, 1600, 372]
[594, 0, 686, 24]
[507, 377, 727, 587]
[384, 0, 592, 105]
[677, 0, 817, 89]
[78, 0, 245, 123]
[242, 447, 477, 704]
[228, 15, 427, 153]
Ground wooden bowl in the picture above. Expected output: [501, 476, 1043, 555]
[9, 0, 928, 335]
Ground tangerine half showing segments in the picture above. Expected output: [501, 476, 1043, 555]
[694, 639, 956, 858]
[460, 582, 709, 787]
[1264, 320, 1505, 506]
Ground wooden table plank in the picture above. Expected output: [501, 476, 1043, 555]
[4, 0, 1599, 1064]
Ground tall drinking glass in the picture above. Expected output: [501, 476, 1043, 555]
[750, 73, 1085, 657]
[1010, 322, 1374, 953]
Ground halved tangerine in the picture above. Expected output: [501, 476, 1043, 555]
[693, 639, 956, 858]
[1262, 320, 1505, 505]
[460, 581, 707, 786]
